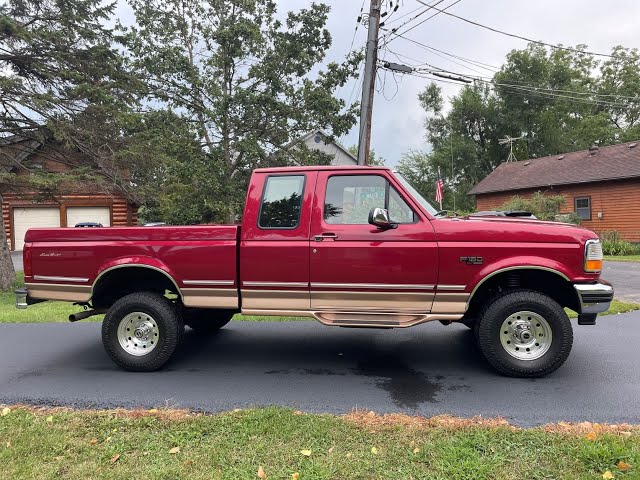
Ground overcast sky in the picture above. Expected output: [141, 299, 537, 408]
[116, 0, 640, 165]
[297, 0, 640, 164]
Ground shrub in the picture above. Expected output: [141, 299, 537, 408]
[600, 231, 636, 256]
[499, 191, 569, 222]
[555, 212, 582, 225]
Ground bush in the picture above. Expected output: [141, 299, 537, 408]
[555, 212, 582, 225]
[600, 231, 638, 256]
[499, 191, 569, 222]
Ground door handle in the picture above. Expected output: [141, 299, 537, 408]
[314, 233, 338, 242]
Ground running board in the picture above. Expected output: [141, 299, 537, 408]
[313, 311, 463, 328]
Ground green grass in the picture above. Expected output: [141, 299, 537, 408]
[6, 274, 638, 324]
[566, 299, 640, 319]
[0, 406, 637, 480]
[605, 255, 640, 263]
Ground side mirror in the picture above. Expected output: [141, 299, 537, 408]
[368, 208, 397, 229]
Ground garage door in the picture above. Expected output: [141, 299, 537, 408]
[66, 206, 111, 227]
[13, 207, 61, 251]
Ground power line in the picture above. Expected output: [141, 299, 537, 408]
[389, 0, 462, 40]
[413, 0, 616, 58]
[388, 31, 490, 76]
[408, 69, 634, 108]
[412, 65, 640, 102]
[379, 0, 447, 45]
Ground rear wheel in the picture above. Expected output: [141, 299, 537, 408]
[102, 292, 183, 371]
[476, 290, 573, 377]
[183, 308, 234, 333]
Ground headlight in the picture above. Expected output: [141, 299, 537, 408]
[584, 239, 603, 273]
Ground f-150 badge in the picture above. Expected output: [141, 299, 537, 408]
[460, 256, 483, 265]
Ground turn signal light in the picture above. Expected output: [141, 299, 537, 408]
[584, 239, 603, 273]
[585, 259, 602, 272]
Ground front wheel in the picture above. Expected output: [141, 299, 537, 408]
[476, 290, 573, 377]
[102, 292, 184, 371]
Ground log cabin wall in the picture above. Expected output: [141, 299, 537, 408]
[474, 178, 640, 241]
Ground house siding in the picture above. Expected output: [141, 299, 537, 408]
[3, 193, 138, 250]
[474, 178, 640, 241]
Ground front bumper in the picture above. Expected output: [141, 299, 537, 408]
[574, 280, 614, 324]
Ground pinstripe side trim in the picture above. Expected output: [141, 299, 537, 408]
[243, 281, 309, 288]
[436, 285, 467, 291]
[310, 283, 436, 290]
[33, 275, 89, 283]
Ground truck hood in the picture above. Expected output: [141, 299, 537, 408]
[433, 215, 598, 244]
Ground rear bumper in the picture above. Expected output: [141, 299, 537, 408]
[15, 288, 44, 309]
[574, 280, 614, 315]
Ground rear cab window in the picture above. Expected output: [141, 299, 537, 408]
[258, 175, 306, 229]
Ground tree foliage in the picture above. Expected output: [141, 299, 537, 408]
[0, 0, 139, 288]
[404, 44, 640, 211]
[126, 0, 362, 221]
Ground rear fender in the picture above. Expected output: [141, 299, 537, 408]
[92, 257, 181, 297]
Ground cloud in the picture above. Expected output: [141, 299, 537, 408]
[302, 0, 640, 164]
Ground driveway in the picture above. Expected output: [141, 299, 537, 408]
[0, 314, 639, 427]
[603, 260, 640, 302]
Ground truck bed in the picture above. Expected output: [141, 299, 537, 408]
[24, 226, 240, 304]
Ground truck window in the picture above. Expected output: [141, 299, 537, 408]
[324, 175, 415, 225]
[258, 175, 305, 229]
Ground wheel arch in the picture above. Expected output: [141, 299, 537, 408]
[466, 266, 580, 319]
[91, 264, 182, 309]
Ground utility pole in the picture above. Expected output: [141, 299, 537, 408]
[357, 0, 382, 166]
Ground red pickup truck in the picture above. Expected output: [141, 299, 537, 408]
[16, 166, 613, 377]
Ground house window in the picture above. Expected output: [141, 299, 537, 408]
[258, 175, 305, 229]
[575, 196, 591, 220]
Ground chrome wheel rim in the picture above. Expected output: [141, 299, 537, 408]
[117, 312, 159, 356]
[500, 311, 552, 361]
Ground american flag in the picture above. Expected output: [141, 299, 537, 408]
[435, 169, 444, 207]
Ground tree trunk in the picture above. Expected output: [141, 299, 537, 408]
[0, 197, 16, 290]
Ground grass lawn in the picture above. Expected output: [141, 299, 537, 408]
[3, 273, 638, 324]
[0, 406, 638, 480]
[605, 255, 640, 263]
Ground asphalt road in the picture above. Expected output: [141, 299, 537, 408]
[603, 260, 640, 302]
[1, 314, 639, 427]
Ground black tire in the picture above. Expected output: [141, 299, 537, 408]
[476, 289, 573, 378]
[183, 308, 234, 333]
[102, 292, 184, 372]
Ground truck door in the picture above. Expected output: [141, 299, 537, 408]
[309, 170, 437, 313]
[240, 171, 316, 314]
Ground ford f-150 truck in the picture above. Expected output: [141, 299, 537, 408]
[16, 166, 613, 377]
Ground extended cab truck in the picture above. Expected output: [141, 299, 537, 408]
[16, 166, 614, 377]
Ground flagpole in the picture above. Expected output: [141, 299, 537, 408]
[438, 167, 443, 211]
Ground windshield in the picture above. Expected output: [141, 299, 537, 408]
[392, 171, 439, 217]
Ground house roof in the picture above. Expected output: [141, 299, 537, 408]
[298, 129, 357, 162]
[469, 140, 640, 195]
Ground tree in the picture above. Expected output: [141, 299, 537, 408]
[407, 43, 640, 213]
[348, 145, 386, 166]
[126, 0, 362, 221]
[0, 0, 137, 289]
